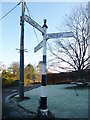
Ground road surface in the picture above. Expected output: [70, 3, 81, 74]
[2, 84, 41, 119]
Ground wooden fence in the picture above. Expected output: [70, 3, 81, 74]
[47, 69, 90, 84]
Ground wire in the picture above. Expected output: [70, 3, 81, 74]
[25, 3, 31, 17]
[33, 28, 40, 43]
[25, 3, 40, 44]
[0, 2, 21, 21]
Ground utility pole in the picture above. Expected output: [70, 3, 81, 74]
[19, 0, 25, 100]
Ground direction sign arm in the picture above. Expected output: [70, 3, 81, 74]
[46, 32, 74, 39]
[24, 15, 45, 34]
[34, 40, 43, 53]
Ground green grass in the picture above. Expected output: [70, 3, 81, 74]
[18, 84, 88, 118]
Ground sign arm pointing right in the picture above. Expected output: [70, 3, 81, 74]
[34, 31, 74, 53]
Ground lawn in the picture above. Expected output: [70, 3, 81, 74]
[18, 84, 89, 118]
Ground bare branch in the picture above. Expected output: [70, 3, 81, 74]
[48, 4, 89, 72]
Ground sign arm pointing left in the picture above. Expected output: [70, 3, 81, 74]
[24, 15, 45, 34]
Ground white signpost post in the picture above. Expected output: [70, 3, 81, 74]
[34, 20, 74, 116]
[24, 15, 49, 115]
[24, 14, 74, 116]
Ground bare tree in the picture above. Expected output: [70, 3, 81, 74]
[48, 5, 90, 76]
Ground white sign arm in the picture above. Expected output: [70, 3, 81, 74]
[34, 41, 43, 53]
[24, 15, 45, 34]
[47, 32, 74, 39]
[34, 32, 74, 53]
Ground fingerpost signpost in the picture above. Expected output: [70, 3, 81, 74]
[20, 0, 74, 115]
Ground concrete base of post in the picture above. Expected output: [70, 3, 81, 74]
[40, 109, 48, 116]
[35, 108, 55, 119]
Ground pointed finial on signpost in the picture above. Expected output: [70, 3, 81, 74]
[44, 19, 46, 25]
[42, 19, 48, 28]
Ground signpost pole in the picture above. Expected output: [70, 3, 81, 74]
[40, 19, 48, 115]
[19, 0, 25, 100]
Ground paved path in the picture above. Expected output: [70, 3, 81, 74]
[2, 84, 41, 120]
